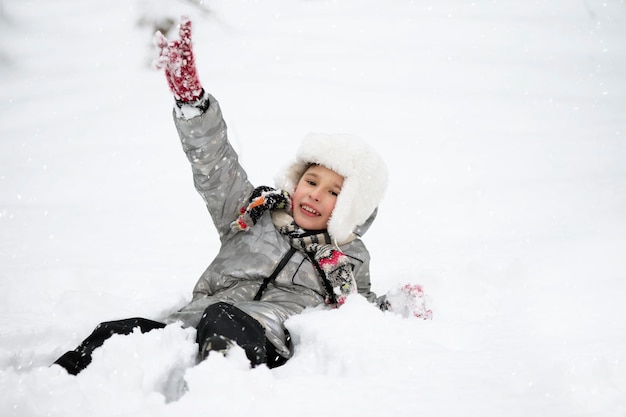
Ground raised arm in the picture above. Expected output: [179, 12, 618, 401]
[154, 18, 254, 239]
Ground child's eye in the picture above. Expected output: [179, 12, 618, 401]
[330, 190, 339, 197]
[307, 180, 316, 186]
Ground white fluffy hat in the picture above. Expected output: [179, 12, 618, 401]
[274, 132, 388, 243]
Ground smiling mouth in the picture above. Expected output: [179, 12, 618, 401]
[301, 204, 321, 216]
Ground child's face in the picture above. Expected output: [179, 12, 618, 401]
[292, 164, 344, 231]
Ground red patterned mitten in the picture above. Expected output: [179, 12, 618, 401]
[153, 16, 203, 102]
[383, 284, 433, 319]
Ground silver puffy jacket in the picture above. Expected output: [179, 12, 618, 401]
[165, 94, 377, 358]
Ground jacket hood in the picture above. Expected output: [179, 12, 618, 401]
[274, 132, 388, 243]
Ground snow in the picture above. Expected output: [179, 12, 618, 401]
[1, 0, 625, 415]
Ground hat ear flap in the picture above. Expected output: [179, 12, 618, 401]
[274, 162, 307, 195]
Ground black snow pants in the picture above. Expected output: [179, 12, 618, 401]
[53, 302, 288, 375]
[53, 317, 166, 375]
[195, 302, 289, 369]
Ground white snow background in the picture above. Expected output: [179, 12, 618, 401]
[1, 0, 625, 416]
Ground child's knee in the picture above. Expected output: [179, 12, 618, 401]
[196, 302, 268, 366]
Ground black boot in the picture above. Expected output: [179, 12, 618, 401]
[199, 334, 233, 360]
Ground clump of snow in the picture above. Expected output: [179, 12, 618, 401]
[383, 283, 433, 319]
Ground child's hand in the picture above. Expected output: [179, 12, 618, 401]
[383, 284, 433, 319]
[153, 16, 204, 102]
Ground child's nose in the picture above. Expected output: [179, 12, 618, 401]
[310, 188, 321, 201]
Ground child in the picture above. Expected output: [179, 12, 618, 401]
[153, 15, 389, 366]
[54, 17, 427, 375]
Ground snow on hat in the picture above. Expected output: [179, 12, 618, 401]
[274, 132, 388, 243]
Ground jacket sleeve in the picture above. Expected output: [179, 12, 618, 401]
[173, 93, 254, 240]
[347, 241, 378, 303]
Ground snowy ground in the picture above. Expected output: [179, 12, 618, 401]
[1, 0, 625, 416]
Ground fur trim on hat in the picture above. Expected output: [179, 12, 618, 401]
[274, 132, 388, 243]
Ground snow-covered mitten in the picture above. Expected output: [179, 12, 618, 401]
[382, 284, 433, 319]
[153, 16, 204, 102]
